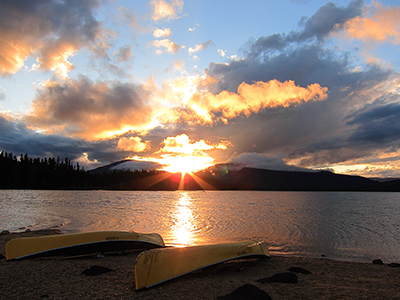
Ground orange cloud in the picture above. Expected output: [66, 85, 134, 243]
[24, 77, 155, 140]
[0, 37, 33, 75]
[117, 136, 151, 152]
[341, 3, 400, 44]
[0, 1, 104, 77]
[184, 79, 328, 124]
[36, 40, 76, 78]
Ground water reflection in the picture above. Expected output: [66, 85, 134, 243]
[171, 192, 196, 246]
[1, 190, 399, 262]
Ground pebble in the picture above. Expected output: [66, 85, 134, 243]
[372, 259, 384, 265]
[388, 263, 400, 268]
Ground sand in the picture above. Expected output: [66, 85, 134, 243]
[1, 230, 399, 299]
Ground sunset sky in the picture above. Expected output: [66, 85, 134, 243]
[1, 0, 400, 177]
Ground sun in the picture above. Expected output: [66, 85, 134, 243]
[161, 154, 214, 174]
[126, 133, 228, 175]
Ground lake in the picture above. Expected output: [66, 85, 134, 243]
[1, 190, 399, 263]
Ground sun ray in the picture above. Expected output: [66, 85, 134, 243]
[186, 172, 216, 190]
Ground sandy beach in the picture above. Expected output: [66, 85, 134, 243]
[1, 230, 399, 299]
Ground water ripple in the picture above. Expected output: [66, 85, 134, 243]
[0, 190, 399, 262]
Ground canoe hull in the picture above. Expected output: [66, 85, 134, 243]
[6, 231, 165, 260]
[135, 240, 269, 290]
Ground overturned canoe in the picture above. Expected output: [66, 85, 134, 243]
[6, 231, 165, 260]
[135, 240, 269, 290]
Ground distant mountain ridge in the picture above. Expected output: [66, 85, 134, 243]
[198, 166, 378, 191]
[89, 161, 400, 191]
[88, 159, 161, 174]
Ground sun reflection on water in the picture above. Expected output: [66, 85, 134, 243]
[171, 192, 196, 246]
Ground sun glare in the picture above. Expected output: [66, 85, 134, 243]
[126, 133, 229, 175]
[161, 154, 214, 174]
[172, 193, 195, 246]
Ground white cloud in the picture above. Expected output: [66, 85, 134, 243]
[218, 49, 226, 57]
[151, 0, 184, 21]
[188, 40, 215, 55]
[153, 28, 172, 38]
[151, 39, 185, 54]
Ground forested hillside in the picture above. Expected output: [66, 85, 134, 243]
[0, 151, 159, 190]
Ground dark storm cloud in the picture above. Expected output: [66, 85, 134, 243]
[283, 91, 400, 168]
[0, 114, 87, 159]
[346, 95, 400, 145]
[0, 114, 142, 169]
[295, 0, 364, 41]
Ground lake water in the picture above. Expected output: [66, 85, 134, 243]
[1, 190, 399, 263]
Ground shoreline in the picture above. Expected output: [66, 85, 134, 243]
[1, 230, 399, 299]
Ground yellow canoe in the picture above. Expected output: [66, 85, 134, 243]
[6, 231, 165, 260]
[135, 240, 269, 290]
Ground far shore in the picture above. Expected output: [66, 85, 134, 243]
[1, 229, 399, 299]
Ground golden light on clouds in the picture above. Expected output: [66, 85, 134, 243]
[36, 42, 76, 78]
[294, 149, 400, 179]
[154, 77, 328, 127]
[129, 133, 230, 174]
[184, 79, 328, 124]
[151, 39, 185, 54]
[0, 38, 30, 75]
[117, 136, 150, 152]
[158, 133, 214, 154]
[0, 0, 113, 80]
[25, 78, 154, 140]
[155, 133, 228, 173]
[340, 3, 400, 44]
[168, 76, 200, 104]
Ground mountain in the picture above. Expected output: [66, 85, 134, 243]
[88, 161, 400, 191]
[88, 160, 162, 174]
[196, 166, 380, 191]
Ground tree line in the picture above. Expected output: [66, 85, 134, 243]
[0, 151, 159, 190]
